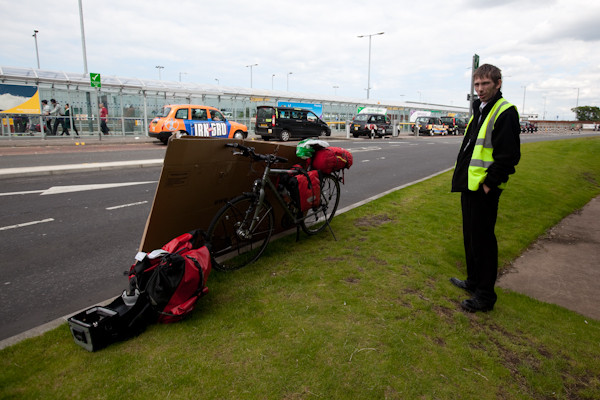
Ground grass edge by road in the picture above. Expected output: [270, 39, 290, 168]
[1, 137, 599, 399]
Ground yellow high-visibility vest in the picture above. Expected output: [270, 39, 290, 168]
[466, 98, 516, 191]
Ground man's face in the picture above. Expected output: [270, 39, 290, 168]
[474, 76, 501, 103]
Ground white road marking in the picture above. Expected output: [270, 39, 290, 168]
[106, 201, 149, 210]
[0, 181, 157, 197]
[0, 218, 55, 231]
[41, 181, 156, 195]
[350, 146, 382, 153]
[0, 190, 45, 196]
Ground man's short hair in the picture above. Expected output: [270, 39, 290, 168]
[473, 64, 502, 84]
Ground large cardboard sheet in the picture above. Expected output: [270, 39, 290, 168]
[139, 137, 301, 252]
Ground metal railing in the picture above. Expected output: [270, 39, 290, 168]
[1, 115, 147, 139]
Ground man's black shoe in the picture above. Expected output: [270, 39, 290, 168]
[460, 297, 494, 313]
[450, 277, 475, 295]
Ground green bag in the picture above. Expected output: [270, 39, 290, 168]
[296, 138, 330, 159]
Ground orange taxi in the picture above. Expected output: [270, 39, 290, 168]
[149, 104, 248, 144]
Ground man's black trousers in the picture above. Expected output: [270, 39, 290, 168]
[461, 187, 502, 306]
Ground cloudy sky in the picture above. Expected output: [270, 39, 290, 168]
[1, 0, 598, 120]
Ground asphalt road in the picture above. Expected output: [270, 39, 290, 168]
[1, 132, 597, 341]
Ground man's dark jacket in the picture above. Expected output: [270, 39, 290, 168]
[451, 90, 521, 192]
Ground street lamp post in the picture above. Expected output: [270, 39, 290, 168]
[272, 74, 275, 90]
[32, 30, 40, 69]
[179, 72, 187, 82]
[333, 85, 339, 96]
[357, 32, 384, 99]
[215, 78, 219, 85]
[246, 64, 258, 88]
[155, 66, 164, 80]
[287, 72, 293, 91]
[575, 88, 580, 108]
[78, 0, 88, 74]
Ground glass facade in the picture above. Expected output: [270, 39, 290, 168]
[1, 66, 468, 138]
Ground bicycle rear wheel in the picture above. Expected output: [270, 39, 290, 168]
[207, 194, 274, 271]
[301, 173, 341, 235]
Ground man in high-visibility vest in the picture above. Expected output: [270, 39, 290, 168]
[450, 64, 521, 312]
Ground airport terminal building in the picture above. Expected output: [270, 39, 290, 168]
[0, 66, 469, 138]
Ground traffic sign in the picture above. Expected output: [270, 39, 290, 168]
[474, 54, 479, 69]
[90, 73, 101, 88]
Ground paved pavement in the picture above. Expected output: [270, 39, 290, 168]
[497, 196, 600, 320]
[0, 132, 598, 350]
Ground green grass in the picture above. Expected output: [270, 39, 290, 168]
[2, 137, 600, 399]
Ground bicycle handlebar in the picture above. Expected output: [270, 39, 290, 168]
[225, 142, 288, 164]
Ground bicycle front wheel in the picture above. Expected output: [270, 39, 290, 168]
[207, 194, 274, 271]
[301, 174, 341, 235]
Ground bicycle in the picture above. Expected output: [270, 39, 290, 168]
[207, 142, 342, 271]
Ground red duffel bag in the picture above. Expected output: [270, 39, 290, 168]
[310, 147, 353, 174]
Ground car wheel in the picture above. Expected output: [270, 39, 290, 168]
[261, 136, 270, 141]
[323, 130, 330, 137]
[279, 130, 291, 142]
[352, 133, 360, 138]
[233, 130, 245, 139]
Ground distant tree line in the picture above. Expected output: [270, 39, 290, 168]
[572, 106, 600, 121]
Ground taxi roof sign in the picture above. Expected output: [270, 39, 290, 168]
[358, 107, 387, 115]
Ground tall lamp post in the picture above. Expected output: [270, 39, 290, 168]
[155, 65, 164, 80]
[246, 63, 258, 88]
[272, 74, 275, 90]
[333, 85, 339, 96]
[357, 31, 384, 99]
[287, 72, 293, 91]
[32, 30, 40, 69]
[78, 0, 88, 74]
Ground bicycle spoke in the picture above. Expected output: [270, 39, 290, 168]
[208, 195, 274, 271]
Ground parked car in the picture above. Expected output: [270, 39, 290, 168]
[440, 116, 468, 135]
[149, 104, 248, 144]
[255, 106, 330, 141]
[520, 121, 538, 133]
[414, 116, 448, 136]
[350, 113, 392, 138]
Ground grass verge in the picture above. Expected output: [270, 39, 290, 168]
[1, 137, 600, 399]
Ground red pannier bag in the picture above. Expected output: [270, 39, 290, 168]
[310, 147, 353, 174]
[128, 230, 212, 324]
[283, 166, 322, 212]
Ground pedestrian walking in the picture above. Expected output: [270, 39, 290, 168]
[63, 104, 79, 136]
[42, 100, 51, 134]
[100, 103, 109, 135]
[50, 99, 66, 135]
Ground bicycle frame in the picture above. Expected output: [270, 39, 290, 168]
[241, 163, 306, 238]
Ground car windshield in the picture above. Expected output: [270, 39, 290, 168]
[156, 107, 171, 118]
[257, 107, 274, 119]
[354, 115, 368, 121]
